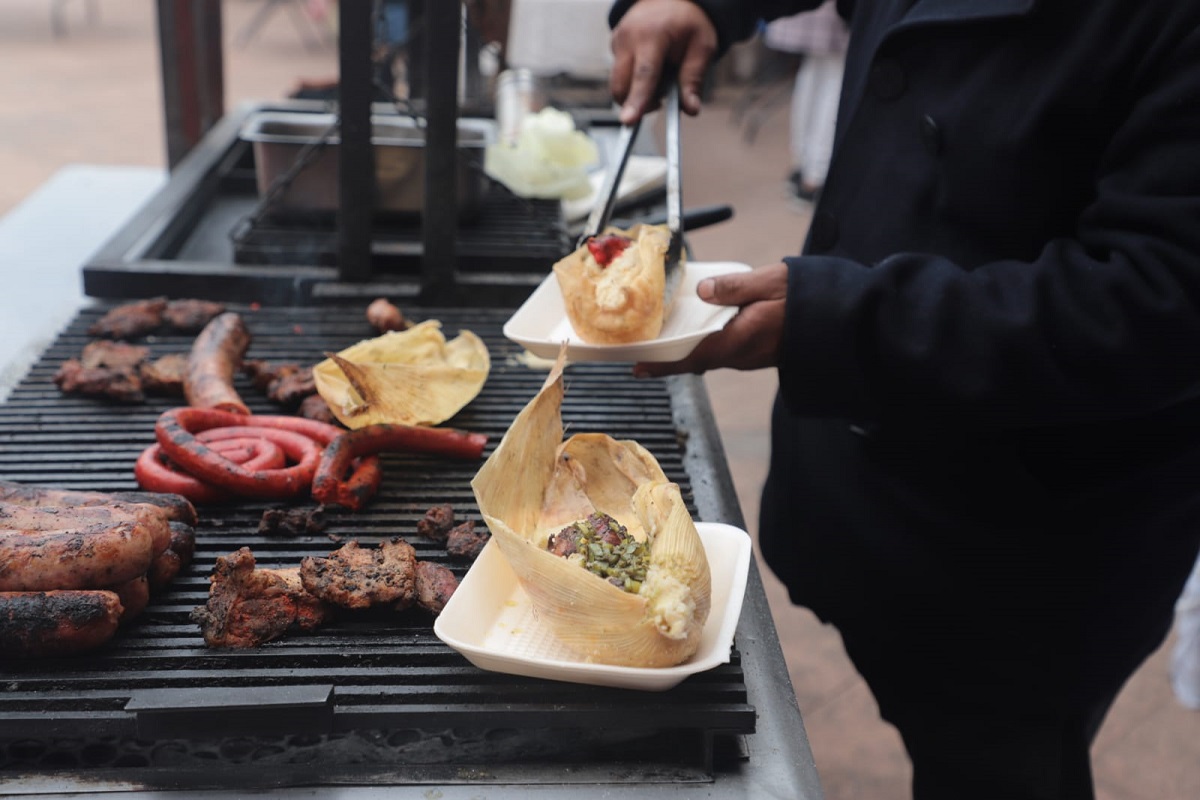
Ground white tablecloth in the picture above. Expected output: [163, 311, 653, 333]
[506, 0, 613, 80]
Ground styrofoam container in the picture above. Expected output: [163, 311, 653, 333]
[434, 522, 752, 692]
[502, 261, 751, 364]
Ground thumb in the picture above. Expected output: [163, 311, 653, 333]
[696, 263, 788, 307]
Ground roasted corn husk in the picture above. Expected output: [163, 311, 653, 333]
[312, 320, 490, 429]
[471, 349, 711, 667]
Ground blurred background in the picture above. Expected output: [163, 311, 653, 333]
[0, 2, 1196, 798]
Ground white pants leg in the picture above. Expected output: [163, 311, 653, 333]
[789, 50, 846, 186]
[1172, 553, 1200, 710]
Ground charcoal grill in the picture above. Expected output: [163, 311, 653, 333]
[0, 303, 819, 797]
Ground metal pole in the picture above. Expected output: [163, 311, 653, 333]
[337, 0, 376, 281]
[156, 0, 225, 169]
[421, 0, 462, 302]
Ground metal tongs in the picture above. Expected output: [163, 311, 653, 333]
[578, 82, 685, 305]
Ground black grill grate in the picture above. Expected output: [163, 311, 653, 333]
[231, 186, 570, 273]
[0, 304, 753, 779]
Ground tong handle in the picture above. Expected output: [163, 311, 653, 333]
[580, 118, 643, 244]
[664, 81, 684, 264]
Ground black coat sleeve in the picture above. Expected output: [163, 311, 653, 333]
[778, 27, 1200, 429]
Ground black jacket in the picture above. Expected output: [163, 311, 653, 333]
[659, 0, 1200, 430]
[611, 0, 1200, 715]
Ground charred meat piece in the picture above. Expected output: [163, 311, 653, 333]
[445, 520, 490, 561]
[243, 360, 303, 392]
[258, 506, 327, 538]
[299, 538, 417, 610]
[298, 394, 336, 424]
[191, 547, 333, 648]
[54, 360, 144, 403]
[243, 360, 319, 407]
[417, 504, 456, 542]
[267, 366, 317, 407]
[138, 353, 188, 396]
[57, 341, 151, 402]
[366, 298, 411, 332]
[0, 589, 124, 658]
[87, 298, 168, 340]
[79, 340, 149, 369]
[413, 561, 458, 615]
[163, 299, 226, 332]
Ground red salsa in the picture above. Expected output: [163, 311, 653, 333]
[586, 234, 633, 267]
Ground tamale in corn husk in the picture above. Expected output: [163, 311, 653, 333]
[471, 349, 711, 667]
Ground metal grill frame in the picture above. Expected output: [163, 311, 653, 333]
[80, 102, 570, 308]
[0, 303, 820, 797]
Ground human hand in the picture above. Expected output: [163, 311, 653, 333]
[610, 0, 718, 124]
[634, 262, 788, 377]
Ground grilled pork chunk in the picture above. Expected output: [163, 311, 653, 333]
[413, 561, 458, 615]
[445, 520, 490, 561]
[54, 360, 144, 403]
[298, 394, 336, 423]
[87, 298, 168, 340]
[138, 353, 188, 396]
[192, 547, 333, 648]
[417, 504, 456, 541]
[300, 538, 417, 610]
[163, 299, 225, 332]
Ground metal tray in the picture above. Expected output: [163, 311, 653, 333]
[240, 111, 495, 217]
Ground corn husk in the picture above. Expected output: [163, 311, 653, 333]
[312, 320, 490, 428]
[471, 348, 711, 667]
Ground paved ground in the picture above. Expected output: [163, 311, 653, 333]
[1, 2, 1198, 798]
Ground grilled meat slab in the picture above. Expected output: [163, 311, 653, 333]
[163, 299, 225, 332]
[87, 298, 168, 340]
[192, 547, 333, 648]
[300, 538, 417, 610]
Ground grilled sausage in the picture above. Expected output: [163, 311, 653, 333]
[0, 503, 172, 556]
[312, 424, 488, 510]
[110, 575, 150, 623]
[0, 480, 197, 526]
[147, 523, 196, 591]
[0, 522, 154, 591]
[153, 411, 324, 500]
[0, 590, 123, 658]
[184, 312, 252, 415]
[135, 433, 288, 504]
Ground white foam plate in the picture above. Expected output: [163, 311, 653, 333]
[502, 261, 752, 363]
[434, 522, 752, 692]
